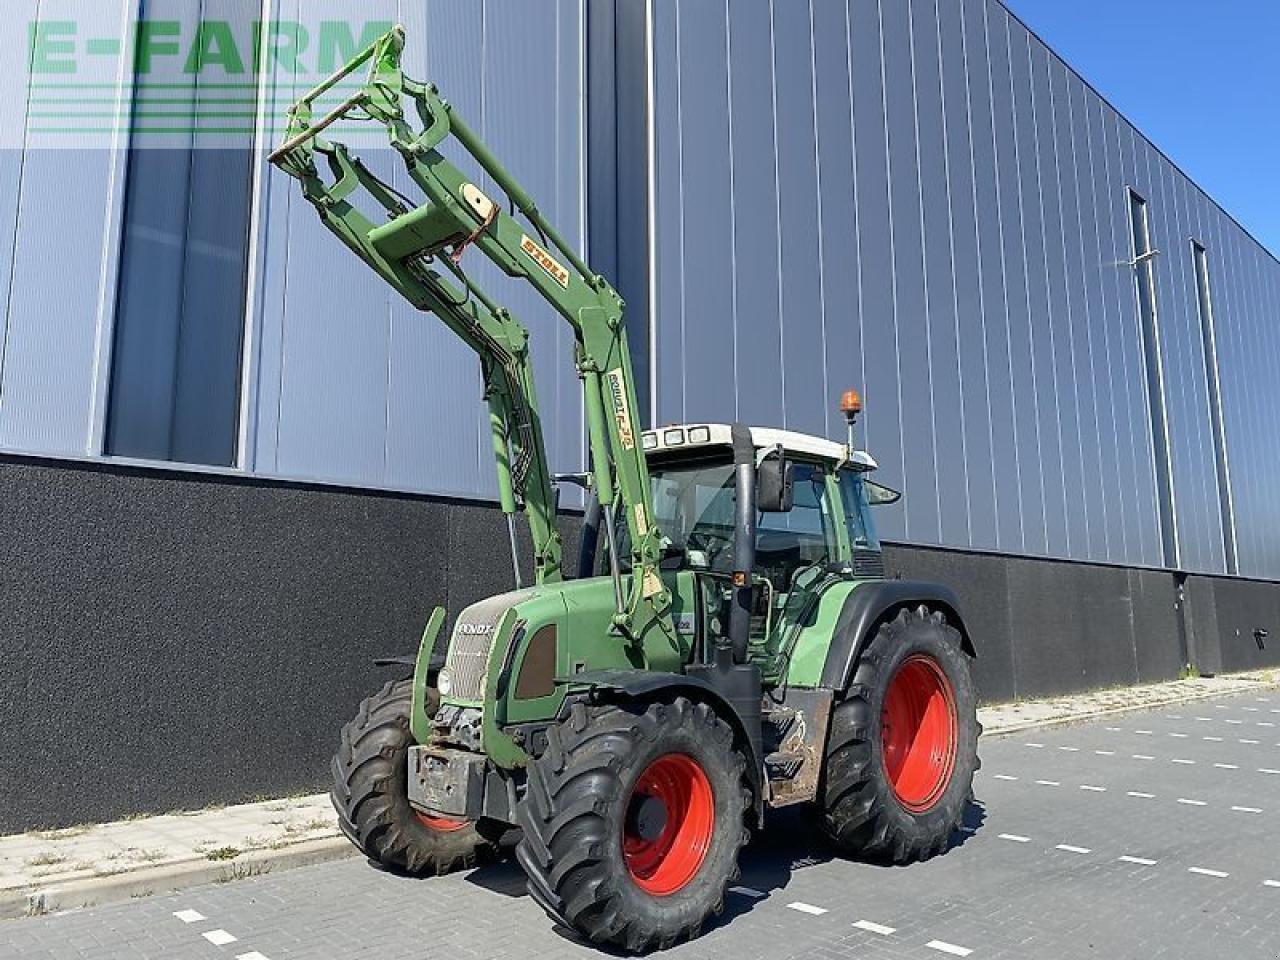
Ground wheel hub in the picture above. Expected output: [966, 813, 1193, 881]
[622, 753, 715, 896]
[881, 654, 959, 812]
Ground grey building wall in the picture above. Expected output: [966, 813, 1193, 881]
[645, 0, 1280, 580]
[0, 1, 589, 501]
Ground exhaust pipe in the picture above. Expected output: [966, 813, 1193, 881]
[728, 423, 757, 665]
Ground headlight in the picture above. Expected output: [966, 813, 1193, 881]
[436, 667, 453, 697]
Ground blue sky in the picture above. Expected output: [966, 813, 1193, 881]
[1005, 0, 1280, 258]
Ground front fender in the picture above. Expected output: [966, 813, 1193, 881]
[565, 669, 764, 806]
[818, 581, 974, 693]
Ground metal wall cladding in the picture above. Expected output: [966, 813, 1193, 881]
[648, 0, 1280, 578]
[247, 0, 587, 498]
[0, 0, 135, 457]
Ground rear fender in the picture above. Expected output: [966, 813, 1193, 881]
[818, 581, 975, 694]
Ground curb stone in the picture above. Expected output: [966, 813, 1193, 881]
[1, 836, 354, 921]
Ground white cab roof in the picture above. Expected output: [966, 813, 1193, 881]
[641, 423, 879, 471]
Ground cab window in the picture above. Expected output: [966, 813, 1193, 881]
[755, 463, 838, 589]
[837, 468, 881, 551]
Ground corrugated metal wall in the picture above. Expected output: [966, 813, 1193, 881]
[647, 0, 1280, 579]
[0, 0, 587, 501]
[246, 0, 587, 498]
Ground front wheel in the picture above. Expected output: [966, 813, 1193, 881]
[820, 606, 980, 863]
[330, 679, 495, 875]
[516, 697, 751, 953]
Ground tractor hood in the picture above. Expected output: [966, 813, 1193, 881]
[424, 575, 694, 769]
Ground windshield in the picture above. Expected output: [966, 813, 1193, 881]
[615, 456, 837, 581]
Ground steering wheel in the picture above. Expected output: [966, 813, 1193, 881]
[685, 529, 728, 568]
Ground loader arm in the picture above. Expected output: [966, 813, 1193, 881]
[268, 26, 674, 645]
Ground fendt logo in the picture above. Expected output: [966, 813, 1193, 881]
[456, 622, 493, 637]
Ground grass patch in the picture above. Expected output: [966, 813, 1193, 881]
[204, 846, 241, 862]
[24, 852, 68, 868]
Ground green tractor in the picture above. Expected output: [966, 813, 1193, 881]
[271, 28, 980, 953]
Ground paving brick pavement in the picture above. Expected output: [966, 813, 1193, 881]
[4, 689, 1279, 959]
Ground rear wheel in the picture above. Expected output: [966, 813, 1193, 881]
[330, 679, 495, 875]
[820, 606, 979, 863]
[516, 697, 751, 953]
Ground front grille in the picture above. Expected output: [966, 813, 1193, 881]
[852, 549, 886, 579]
[442, 590, 530, 702]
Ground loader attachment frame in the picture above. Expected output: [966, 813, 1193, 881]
[269, 27, 674, 646]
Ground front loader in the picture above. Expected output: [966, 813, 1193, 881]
[271, 28, 980, 953]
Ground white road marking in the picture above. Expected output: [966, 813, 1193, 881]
[1127, 791, 1155, 799]
[999, 833, 1031, 843]
[1272, 709, 1280, 714]
[852, 920, 897, 936]
[173, 910, 206, 924]
[1243, 707, 1260, 712]
[1188, 867, 1229, 878]
[1203, 736, 1224, 742]
[1215, 705, 1230, 710]
[1058, 746, 1079, 752]
[730, 886, 766, 898]
[1025, 742, 1045, 748]
[1176, 798, 1207, 806]
[1169, 732, 1188, 738]
[1195, 717, 1214, 722]
[236, 954, 273, 960]
[1119, 855, 1158, 865]
[1259, 768, 1280, 775]
[203, 930, 239, 946]
[1171, 758, 1196, 765]
[787, 901, 827, 915]
[993, 774, 1018, 780]
[1258, 721, 1275, 728]
[1080, 784, 1107, 792]
[1135, 730, 1153, 735]
[1105, 726, 1122, 732]
[1239, 739, 1259, 744]
[1034, 780, 1060, 786]
[1095, 749, 1116, 756]
[1055, 844, 1091, 854]
[925, 940, 974, 957]
[1265, 880, 1280, 888]
[1132, 754, 1155, 760]
[1168, 714, 1183, 719]
[1225, 719, 1243, 725]
[1214, 763, 1238, 769]
[1231, 806, 1263, 814]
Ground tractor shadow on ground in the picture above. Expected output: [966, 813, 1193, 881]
[462, 797, 988, 942]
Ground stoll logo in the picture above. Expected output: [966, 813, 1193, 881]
[20, 18, 394, 148]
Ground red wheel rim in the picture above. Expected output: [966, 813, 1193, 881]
[622, 753, 715, 895]
[881, 654, 959, 812]
[414, 811, 469, 833]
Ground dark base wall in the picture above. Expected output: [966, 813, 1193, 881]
[0, 455, 574, 834]
[2, 456, 1278, 833]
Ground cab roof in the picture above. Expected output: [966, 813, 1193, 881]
[641, 423, 879, 471]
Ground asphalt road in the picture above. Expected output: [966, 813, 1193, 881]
[4, 689, 1280, 960]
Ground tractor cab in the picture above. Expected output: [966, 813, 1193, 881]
[596, 422, 900, 689]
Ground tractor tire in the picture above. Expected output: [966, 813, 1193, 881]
[330, 679, 495, 876]
[516, 697, 752, 953]
[820, 605, 979, 864]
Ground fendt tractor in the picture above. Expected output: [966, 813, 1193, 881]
[271, 28, 980, 953]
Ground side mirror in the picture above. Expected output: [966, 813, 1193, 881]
[757, 457, 794, 512]
[864, 479, 902, 506]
